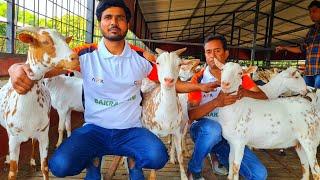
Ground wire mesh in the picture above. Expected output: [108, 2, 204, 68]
[1, 0, 93, 54]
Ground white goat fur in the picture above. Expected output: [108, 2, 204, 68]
[43, 75, 84, 147]
[0, 27, 79, 180]
[141, 48, 191, 180]
[215, 60, 320, 180]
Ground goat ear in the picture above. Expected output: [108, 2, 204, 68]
[174, 47, 187, 56]
[243, 65, 257, 75]
[291, 70, 297, 77]
[143, 51, 156, 63]
[213, 58, 224, 70]
[155, 48, 165, 55]
[190, 59, 200, 66]
[18, 32, 39, 45]
[180, 59, 195, 66]
[283, 67, 297, 78]
[65, 36, 73, 44]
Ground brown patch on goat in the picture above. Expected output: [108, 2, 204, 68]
[313, 173, 320, 180]
[41, 158, 49, 180]
[15, 127, 22, 133]
[8, 160, 18, 180]
[11, 96, 19, 116]
[141, 87, 162, 130]
[29, 31, 56, 63]
[301, 164, 306, 175]
[8, 123, 13, 128]
[40, 122, 49, 132]
[232, 162, 239, 177]
[4, 111, 10, 120]
[295, 142, 301, 150]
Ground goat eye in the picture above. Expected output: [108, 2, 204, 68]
[41, 40, 49, 45]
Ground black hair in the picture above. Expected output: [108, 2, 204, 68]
[308, 1, 320, 10]
[96, 0, 131, 22]
[204, 34, 228, 50]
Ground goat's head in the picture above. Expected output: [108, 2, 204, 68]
[18, 27, 79, 80]
[214, 58, 257, 93]
[148, 47, 192, 89]
[278, 67, 307, 95]
[179, 59, 201, 81]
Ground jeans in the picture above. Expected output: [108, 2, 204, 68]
[304, 74, 320, 88]
[48, 124, 168, 180]
[188, 118, 267, 180]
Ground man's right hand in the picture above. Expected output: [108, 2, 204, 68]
[215, 91, 240, 107]
[8, 63, 35, 94]
[200, 81, 220, 92]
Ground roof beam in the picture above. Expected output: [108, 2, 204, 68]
[239, 26, 307, 45]
[151, 24, 240, 34]
[214, 0, 308, 37]
[142, 1, 250, 15]
[202, 0, 256, 39]
[199, 0, 307, 43]
[146, 10, 250, 24]
[175, 0, 204, 41]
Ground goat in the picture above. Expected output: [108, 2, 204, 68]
[43, 75, 84, 147]
[214, 59, 320, 180]
[252, 67, 280, 85]
[141, 48, 192, 180]
[179, 59, 201, 81]
[0, 27, 79, 180]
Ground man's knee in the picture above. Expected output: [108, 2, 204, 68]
[49, 153, 75, 177]
[251, 164, 267, 180]
[199, 120, 222, 143]
[141, 142, 169, 169]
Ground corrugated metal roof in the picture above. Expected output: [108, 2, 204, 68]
[139, 0, 313, 48]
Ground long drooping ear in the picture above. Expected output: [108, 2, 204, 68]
[155, 48, 165, 55]
[213, 58, 224, 70]
[17, 27, 39, 45]
[65, 36, 73, 44]
[174, 47, 187, 56]
[242, 65, 257, 75]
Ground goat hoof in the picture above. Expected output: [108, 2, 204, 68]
[169, 158, 176, 164]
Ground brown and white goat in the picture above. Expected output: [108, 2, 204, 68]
[0, 27, 79, 180]
[141, 48, 192, 180]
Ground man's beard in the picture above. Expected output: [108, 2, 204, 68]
[102, 29, 128, 41]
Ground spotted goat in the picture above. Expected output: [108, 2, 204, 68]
[214, 59, 320, 180]
[141, 48, 192, 180]
[0, 27, 79, 180]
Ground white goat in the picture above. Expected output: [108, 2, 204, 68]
[0, 27, 79, 180]
[179, 59, 201, 81]
[141, 48, 192, 180]
[43, 75, 84, 147]
[258, 67, 307, 99]
[252, 68, 280, 84]
[214, 59, 320, 180]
